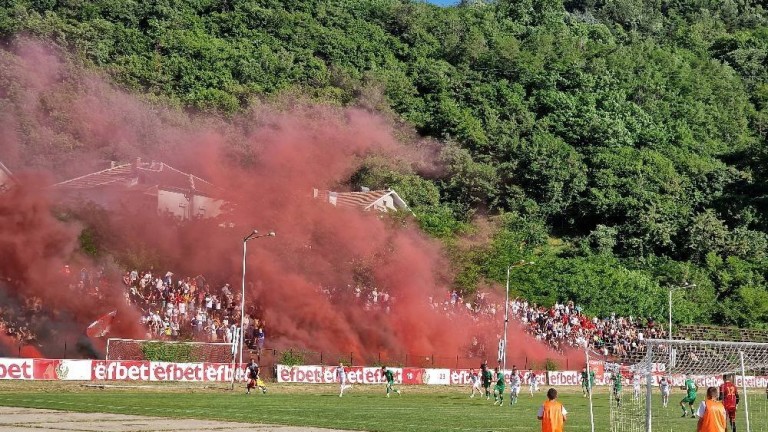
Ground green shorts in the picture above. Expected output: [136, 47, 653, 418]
[494, 385, 505, 394]
[682, 395, 696, 404]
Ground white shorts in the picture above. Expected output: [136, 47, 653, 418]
[661, 389, 670, 396]
[472, 381, 482, 389]
[511, 385, 521, 395]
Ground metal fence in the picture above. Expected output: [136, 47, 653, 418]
[5, 341, 572, 381]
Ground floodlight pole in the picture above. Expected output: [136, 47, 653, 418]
[667, 282, 695, 368]
[502, 260, 533, 372]
[231, 229, 275, 390]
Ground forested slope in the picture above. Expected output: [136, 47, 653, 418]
[2, 0, 767, 328]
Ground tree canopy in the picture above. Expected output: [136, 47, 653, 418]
[2, 0, 768, 328]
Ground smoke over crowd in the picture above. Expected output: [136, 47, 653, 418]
[0, 39, 564, 366]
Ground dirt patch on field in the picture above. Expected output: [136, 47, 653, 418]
[0, 406, 352, 432]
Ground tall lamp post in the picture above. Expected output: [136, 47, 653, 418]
[235, 229, 275, 387]
[502, 260, 534, 371]
[667, 282, 695, 370]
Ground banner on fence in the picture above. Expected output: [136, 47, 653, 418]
[275, 365, 402, 384]
[0, 358, 766, 387]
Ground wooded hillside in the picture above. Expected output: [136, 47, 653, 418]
[2, 0, 767, 328]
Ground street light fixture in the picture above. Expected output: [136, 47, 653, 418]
[502, 260, 534, 371]
[233, 229, 275, 389]
[668, 282, 695, 342]
[667, 282, 695, 371]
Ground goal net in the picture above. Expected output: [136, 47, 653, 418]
[106, 338, 234, 363]
[607, 339, 768, 432]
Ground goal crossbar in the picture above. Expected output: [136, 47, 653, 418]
[106, 338, 235, 363]
[637, 339, 768, 432]
[638, 339, 768, 375]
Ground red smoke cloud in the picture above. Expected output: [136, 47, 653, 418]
[0, 175, 143, 357]
[0, 39, 567, 367]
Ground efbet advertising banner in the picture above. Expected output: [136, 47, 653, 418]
[275, 365, 402, 384]
[1, 358, 767, 387]
[90, 360, 245, 382]
[0, 358, 34, 380]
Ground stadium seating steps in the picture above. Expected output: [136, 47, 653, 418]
[674, 324, 768, 344]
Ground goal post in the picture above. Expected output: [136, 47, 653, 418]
[616, 339, 768, 432]
[106, 338, 235, 363]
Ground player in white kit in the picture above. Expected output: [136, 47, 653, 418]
[659, 376, 670, 407]
[632, 373, 642, 400]
[336, 362, 352, 397]
[509, 366, 523, 405]
[469, 368, 482, 398]
[527, 370, 539, 396]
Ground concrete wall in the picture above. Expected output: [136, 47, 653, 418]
[371, 195, 397, 212]
[191, 194, 224, 219]
[157, 189, 223, 219]
[157, 189, 189, 219]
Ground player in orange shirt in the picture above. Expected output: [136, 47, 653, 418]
[538, 388, 568, 432]
[696, 386, 727, 432]
[718, 374, 739, 432]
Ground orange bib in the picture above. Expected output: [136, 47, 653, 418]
[541, 400, 564, 432]
[698, 400, 726, 432]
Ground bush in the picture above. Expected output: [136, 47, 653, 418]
[140, 341, 194, 362]
[279, 349, 305, 366]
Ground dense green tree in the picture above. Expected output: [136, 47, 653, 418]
[3, 0, 768, 327]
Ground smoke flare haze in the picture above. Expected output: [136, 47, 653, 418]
[0, 39, 567, 367]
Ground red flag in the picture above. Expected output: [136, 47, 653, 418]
[86, 310, 117, 338]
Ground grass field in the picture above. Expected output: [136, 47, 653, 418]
[0, 382, 766, 432]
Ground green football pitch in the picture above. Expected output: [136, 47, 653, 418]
[0, 383, 766, 432]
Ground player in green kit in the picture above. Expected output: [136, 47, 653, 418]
[492, 366, 505, 406]
[581, 367, 596, 397]
[481, 363, 493, 400]
[612, 370, 623, 407]
[381, 366, 401, 398]
[680, 375, 698, 417]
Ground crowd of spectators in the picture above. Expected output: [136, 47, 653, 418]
[1, 265, 268, 354]
[3, 262, 661, 362]
[509, 298, 666, 357]
[0, 296, 41, 347]
[1, 264, 104, 349]
[431, 290, 666, 359]
[316, 283, 395, 313]
[121, 269, 267, 352]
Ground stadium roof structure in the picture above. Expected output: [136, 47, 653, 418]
[0, 161, 16, 193]
[312, 188, 410, 212]
[53, 158, 219, 198]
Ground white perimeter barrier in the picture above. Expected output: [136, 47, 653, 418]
[1, 358, 766, 387]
